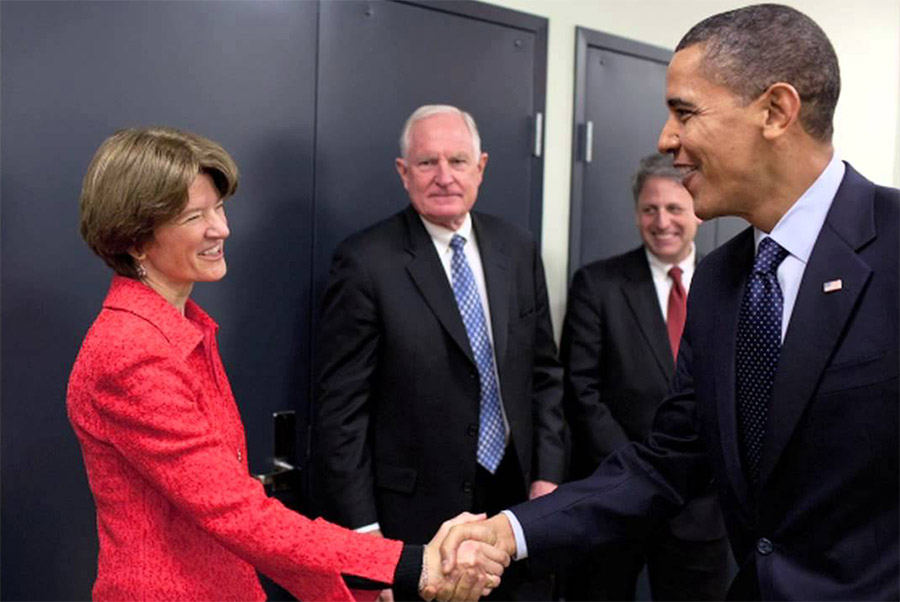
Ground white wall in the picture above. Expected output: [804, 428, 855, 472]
[483, 0, 900, 335]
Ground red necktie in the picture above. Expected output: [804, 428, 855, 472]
[667, 266, 686, 361]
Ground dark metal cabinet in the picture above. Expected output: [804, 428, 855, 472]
[0, 1, 547, 598]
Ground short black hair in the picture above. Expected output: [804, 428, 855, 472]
[677, 3, 840, 141]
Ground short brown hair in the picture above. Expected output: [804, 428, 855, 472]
[79, 127, 239, 278]
[631, 153, 683, 204]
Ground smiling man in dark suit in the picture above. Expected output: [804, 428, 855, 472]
[561, 153, 730, 601]
[313, 105, 565, 599]
[439, 5, 899, 600]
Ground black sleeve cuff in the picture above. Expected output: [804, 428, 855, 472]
[391, 544, 424, 601]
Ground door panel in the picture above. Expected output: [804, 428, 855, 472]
[313, 0, 545, 300]
[569, 28, 747, 278]
[0, 1, 316, 598]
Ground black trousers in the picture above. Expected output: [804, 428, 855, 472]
[472, 443, 555, 601]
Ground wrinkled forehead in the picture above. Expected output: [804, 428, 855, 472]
[408, 113, 477, 156]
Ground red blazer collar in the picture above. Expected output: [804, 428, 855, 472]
[102, 275, 217, 358]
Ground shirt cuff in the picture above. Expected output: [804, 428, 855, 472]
[500, 510, 528, 560]
[391, 544, 424, 600]
[355, 522, 381, 534]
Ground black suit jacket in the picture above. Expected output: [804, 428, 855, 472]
[513, 164, 899, 600]
[561, 247, 725, 542]
[314, 206, 566, 543]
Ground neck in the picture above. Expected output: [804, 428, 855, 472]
[423, 213, 467, 232]
[750, 141, 833, 233]
[142, 276, 192, 315]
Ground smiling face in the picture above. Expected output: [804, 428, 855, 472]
[395, 112, 488, 231]
[657, 44, 766, 221]
[138, 172, 230, 305]
[635, 176, 700, 264]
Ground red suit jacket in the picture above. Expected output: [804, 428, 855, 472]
[68, 276, 402, 601]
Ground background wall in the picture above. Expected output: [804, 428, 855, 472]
[482, 0, 900, 333]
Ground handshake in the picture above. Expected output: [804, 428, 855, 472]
[417, 512, 517, 602]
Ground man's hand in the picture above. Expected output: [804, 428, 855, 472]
[437, 514, 517, 584]
[418, 513, 510, 602]
[528, 480, 557, 499]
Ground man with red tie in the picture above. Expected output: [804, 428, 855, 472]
[560, 153, 731, 601]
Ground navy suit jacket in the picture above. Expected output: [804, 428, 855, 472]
[562, 247, 725, 542]
[513, 164, 899, 600]
[314, 206, 566, 543]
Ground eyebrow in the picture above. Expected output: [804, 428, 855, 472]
[667, 97, 697, 109]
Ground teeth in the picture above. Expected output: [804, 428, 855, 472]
[200, 245, 221, 256]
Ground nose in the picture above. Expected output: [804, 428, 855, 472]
[657, 115, 679, 155]
[208, 209, 230, 239]
[655, 209, 672, 230]
[435, 159, 454, 186]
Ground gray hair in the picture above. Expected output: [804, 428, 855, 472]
[676, 3, 840, 141]
[631, 153, 683, 203]
[398, 104, 482, 159]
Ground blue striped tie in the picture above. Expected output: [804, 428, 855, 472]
[449, 234, 505, 473]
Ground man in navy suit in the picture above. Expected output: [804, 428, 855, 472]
[435, 5, 899, 600]
[313, 105, 565, 600]
[561, 154, 730, 601]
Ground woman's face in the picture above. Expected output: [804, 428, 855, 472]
[140, 173, 230, 302]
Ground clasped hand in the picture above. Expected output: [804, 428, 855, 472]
[418, 513, 510, 602]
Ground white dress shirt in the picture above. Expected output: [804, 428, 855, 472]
[645, 243, 697, 321]
[759, 153, 844, 341]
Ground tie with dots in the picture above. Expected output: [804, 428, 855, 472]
[449, 234, 506, 473]
[736, 237, 789, 487]
[667, 266, 687, 361]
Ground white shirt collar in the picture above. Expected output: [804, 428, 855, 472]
[419, 212, 473, 249]
[645, 243, 697, 280]
[754, 153, 845, 261]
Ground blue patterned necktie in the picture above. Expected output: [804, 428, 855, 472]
[736, 236, 790, 486]
[449, 234, 506, 473]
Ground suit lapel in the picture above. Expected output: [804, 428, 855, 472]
[758, 165, 876, 487]
[620, 250, 673, 381]
[472, 213, 511, 364]
[402, 208, 475, 365]
[715, 229, 756, 509]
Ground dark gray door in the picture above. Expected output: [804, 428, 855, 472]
[569, 28, 746, 277]
[2, 0, 547, 599]
[0, 1, 317, 599]
[308, 0, 548, 509]
[313, 0, 546, 296]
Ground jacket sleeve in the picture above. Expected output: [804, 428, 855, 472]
[89, 346, 402, 602]
[312, 242, 382, 530]
[528, 245, 568, 484]
[512, 327, 710, 570]
[559, 267, 629, 472]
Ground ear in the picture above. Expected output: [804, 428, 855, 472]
[760, 82, 802, 141]
[395, 157, 410, 191]
[476, 152, 488, 181]
[128, 247, 146, 262]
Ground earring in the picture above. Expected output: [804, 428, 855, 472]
[136, 263, 147, 278]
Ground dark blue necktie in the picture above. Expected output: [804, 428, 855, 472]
[449, 234, 505, 473]
[736, 237, 789, 486]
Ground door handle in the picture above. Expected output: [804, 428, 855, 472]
[253, 410, 301, 493]
[583, 121, 594, 163]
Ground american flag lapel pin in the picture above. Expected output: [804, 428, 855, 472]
[823, 279, 843, 293]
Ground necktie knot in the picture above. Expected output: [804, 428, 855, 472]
[668, 265, 683, 285]
[450, 234, 466, 253]
[754, 237, 789, 275]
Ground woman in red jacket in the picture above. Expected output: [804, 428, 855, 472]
[68, 127, 507, 602]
